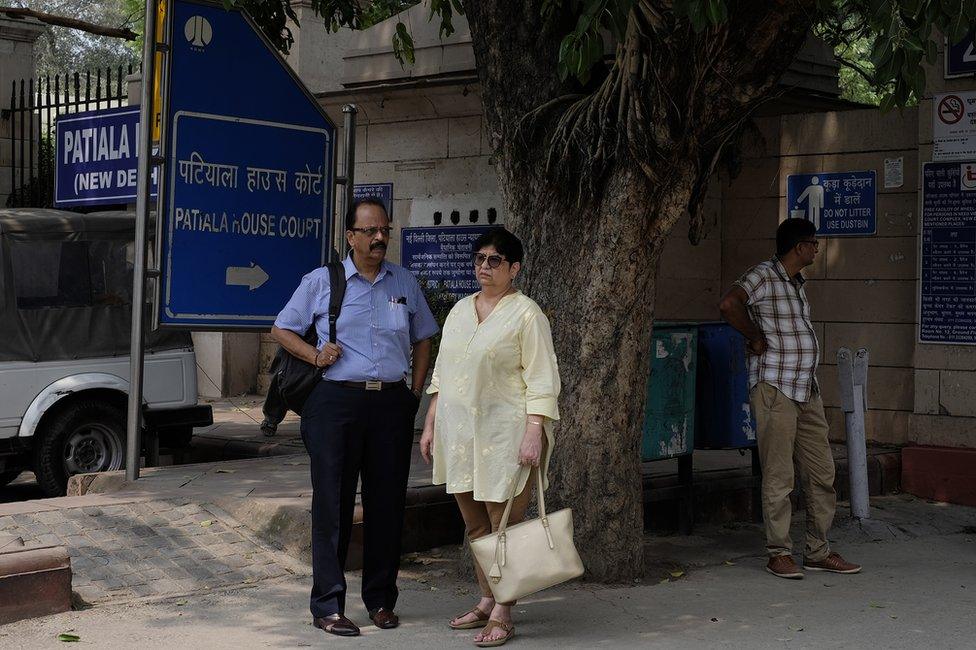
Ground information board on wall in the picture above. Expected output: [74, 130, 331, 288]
[920, 161, 976, 345]
[786, 171, 876, 236]
[353, 183, 393, 218]
[401, 226, 493, 300]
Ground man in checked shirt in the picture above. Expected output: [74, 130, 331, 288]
[720, 218, 861, 579]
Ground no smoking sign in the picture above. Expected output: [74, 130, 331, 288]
[938, 95, 965, 125]
[934, 91, 976, 161]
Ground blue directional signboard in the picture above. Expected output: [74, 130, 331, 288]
[786, 171, 876, 237]
[946, 30, 976, 79]
[920, 162, 976, 344]
[401, 226, 493, 300]
[159, 0, 335, 328]
[354, 183, 394, 219]
[54, 106, 158, 207]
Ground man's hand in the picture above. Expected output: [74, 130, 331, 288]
[748, 336, 767, 356]
[314, 342, 342, 368]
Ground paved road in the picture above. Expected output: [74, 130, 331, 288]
[0, 496, 972, 649]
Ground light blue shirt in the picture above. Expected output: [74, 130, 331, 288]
[274, 255, 439, 382]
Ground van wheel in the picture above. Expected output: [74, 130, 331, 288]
[34, 400, 125, 497]
[0, 470, 21, 487]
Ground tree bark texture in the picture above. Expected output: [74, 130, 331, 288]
[465, 1, 816, 581]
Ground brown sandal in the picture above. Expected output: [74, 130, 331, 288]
[474, 619, 515, 647]
[449, 606, 491, 630]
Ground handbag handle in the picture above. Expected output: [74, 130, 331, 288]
[487, 464, 553, 583]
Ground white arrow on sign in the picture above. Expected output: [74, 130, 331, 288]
[225, 263, 269, 290]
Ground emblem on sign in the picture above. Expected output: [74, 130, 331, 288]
[961, 163, 976, 191]
[185, 16, 213, 48]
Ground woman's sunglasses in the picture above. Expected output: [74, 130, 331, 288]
[472, 252, 507, 269]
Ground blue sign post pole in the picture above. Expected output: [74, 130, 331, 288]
[158, 0, 337, 330]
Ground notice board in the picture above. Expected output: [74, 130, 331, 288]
[401, 226, 493, 300]
[920, 161, 976, 344]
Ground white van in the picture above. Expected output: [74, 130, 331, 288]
[0, 209, 212, 496]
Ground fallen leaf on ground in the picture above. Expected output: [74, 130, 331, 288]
[669, 570, 685, 579]
[889, 615, 899, 620]
[724, 561, 736, 566]
[869, 603, 886, 609]
[176, 600, 188, 606]
[214, 469, 236, 474]
[200, 520, 214, 527]
[789, 625, 804, 632]
[58, 633, 80, 642]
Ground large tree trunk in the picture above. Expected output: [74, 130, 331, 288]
[465, 0, 815, 581]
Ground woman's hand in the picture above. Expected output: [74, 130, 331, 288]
[420, 395, 438, 464]
[314, 342, 342, 368]
[518, 419, 544, 466]
[420, 423, 434, 464]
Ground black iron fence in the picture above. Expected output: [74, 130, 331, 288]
[4, 66, 134, 208]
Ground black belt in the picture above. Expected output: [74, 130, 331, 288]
[326, 379, 405, 391]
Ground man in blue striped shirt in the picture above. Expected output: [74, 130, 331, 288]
[272, 199, 438, 637]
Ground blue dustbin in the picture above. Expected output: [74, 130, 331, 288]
[694, 322, 757, 449]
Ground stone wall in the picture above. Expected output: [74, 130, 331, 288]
[911, 38, 976, 449]
[722, 108, 919, 446]
[0, 17, 45, 207]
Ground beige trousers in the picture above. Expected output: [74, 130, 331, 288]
[749, 382, 836, 561]
[454, 465, 538, 606]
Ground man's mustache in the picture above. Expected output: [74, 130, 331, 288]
[370, 242, 387, 251]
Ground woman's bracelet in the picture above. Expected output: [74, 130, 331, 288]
[528, 419, 544, 426]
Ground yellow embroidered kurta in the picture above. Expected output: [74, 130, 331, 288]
[428, 291, 561, 503]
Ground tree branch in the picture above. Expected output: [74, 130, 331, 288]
[0, 6, 138, 41]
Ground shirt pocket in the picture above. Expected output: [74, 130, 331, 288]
[383, 300, 409, 331]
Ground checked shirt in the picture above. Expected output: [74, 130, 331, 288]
[734, 257, 820, 403]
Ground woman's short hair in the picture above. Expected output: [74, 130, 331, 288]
[776, 218, 817, 256]
[473, 227, 524, 264]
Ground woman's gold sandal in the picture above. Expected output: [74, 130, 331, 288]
[449, 606, 491, 630]
[474, 620, 515, 647]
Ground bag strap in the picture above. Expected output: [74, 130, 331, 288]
[326, 261, 347, 344]
[487, 465, 551, 583]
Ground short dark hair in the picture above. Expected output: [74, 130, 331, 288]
[345, 199, 389, 231]
[776, 218, 817, 256]
[473, 227, 523, 264]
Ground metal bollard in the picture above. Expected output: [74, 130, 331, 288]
[836, 348, 870, 520]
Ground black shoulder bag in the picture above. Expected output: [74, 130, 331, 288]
[272, 261, 347, 415]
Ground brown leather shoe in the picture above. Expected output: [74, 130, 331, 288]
[766, 555, 804, 579]
[369, 607, 400, 629]
[313, 613, 360, 637]
[804, 552, 861, 574]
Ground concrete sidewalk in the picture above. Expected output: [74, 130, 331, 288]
[0, 495, 973, 648]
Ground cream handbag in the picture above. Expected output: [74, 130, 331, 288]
[470, 467, 584, 603]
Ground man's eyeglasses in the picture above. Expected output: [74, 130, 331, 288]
[472, 252, 506, 269]
[350, 226, 392, 238]
[798, 239, 819, 250]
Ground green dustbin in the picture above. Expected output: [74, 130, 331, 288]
[642, 323, 698, 461]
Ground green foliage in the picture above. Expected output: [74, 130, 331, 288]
[29, 0, 139, 75]
[817, 0, 973, 110]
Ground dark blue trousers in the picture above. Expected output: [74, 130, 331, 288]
[300, 380, 417, 618]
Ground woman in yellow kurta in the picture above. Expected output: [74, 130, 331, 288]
[420, 227, 560, 647]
